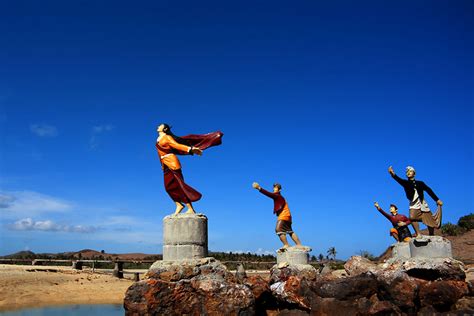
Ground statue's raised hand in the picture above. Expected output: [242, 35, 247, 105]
[388, 166, 395, 175]
[192, 147, 203, 156]
[252, 182, 261, 190]
[374, 201, 380, 209]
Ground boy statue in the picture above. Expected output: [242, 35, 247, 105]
[374, 202, 412, 242]
[252, 182, 304, 250]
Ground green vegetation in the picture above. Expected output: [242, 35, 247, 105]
[209, 251, 276, 270]
[358, 250, 376, 261]
[458, 213, 474, 230]
[440, 213, 473, 236]
[327, 247, 337, 260]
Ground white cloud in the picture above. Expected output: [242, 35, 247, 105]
[90, 124, 114, 149]
[30, 124, 58, 137]
[9, 217, 98, 233]
[0, 190, 73, 217]
[93, 125, 114, 133]
[106, 215, 141, 226]
[255, 248, 274, 256]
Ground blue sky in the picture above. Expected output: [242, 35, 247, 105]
[0, 0, 472, 259]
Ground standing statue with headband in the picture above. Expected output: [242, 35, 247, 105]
[388, 165, 443, 237]
[156, 124, 223, 215]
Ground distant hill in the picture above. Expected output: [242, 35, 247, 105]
[2, 250, 36, 259]
[1, 249, 161, 261]
[377, 228, 474, 264]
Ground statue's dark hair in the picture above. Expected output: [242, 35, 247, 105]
[390, 204, 398, 210]
[273, 183, 282, 190]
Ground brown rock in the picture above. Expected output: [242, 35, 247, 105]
[244, 275, 270, 301]
[312, 272, 378, 300]
[344, 256, 379, 276]
[308, 296, 373, 316]
[368, 294, 401, 315]
[146, 263, 199, 281]
[270, 276, 312, 311]
[125, 260, 255, 315]
[125, 277, 255, 315]
[270, 264, 318, 284]
[419, 280, 469, 312]
[453, 297, 474, 314]
[244, 275, 277, 313]
[376, 270, 418, 311]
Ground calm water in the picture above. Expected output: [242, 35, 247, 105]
[0, 304, 123, 316]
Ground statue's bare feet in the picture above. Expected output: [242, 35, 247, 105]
[186, 208, 196, 214]
[174, 203, 184, 215]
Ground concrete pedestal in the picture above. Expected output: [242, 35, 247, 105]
[409, 235, 452, 258]
[163, 213, 208, 261]
[276, 247, 311, 265]
[391, 242, 411, 260]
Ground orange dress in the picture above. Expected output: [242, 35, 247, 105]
[156, 135, 201, 203]
[257, 188, 292, 222]
[155, 131, 224, 204]
[157, 135, 191, 170]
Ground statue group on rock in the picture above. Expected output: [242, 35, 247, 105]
[375, 165, 443, 242]
[155, 124, 445, 250]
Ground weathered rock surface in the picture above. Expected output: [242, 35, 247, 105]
[386, 257, 466, 281]
[124, 258, 254, 315]
[270, 264, 318, 284]
[125, 256, 473, 315]
[344, 256, 379, 276]
[312, 272, 379, 300]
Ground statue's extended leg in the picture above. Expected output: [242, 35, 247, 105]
[411, 221, 421, 236]
[174, 202, 184, 215]
[409, 209, 422, 236]
[278, 234, 290, 248]
[289, 232, 303, 247]
[185, 202, 196, 214]
[427, 226, 435, 236]
[390, 228, 399, 242]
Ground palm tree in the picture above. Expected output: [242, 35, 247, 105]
[327, 247, 337, 260]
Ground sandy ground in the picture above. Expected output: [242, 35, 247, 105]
[0, 264, 135, 312]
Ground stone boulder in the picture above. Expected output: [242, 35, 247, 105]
[376, 270, 419, 312]
[124, 258, 254, 315]
[270, 275, 313, 311]
[418, 280, 469, 311]
[270, 263, 318, 284]
[125, 255, 473, 315]
[385, 257, 466, 281]
[312, 272, 379, 300]
[344, 256, 379, 276]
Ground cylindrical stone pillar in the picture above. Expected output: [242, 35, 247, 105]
[163, 213, 208, 261]
[113, 262, 124, 278]
[276, 247, 310, 265]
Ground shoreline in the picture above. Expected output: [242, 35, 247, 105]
[0, 264, 134, 312]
